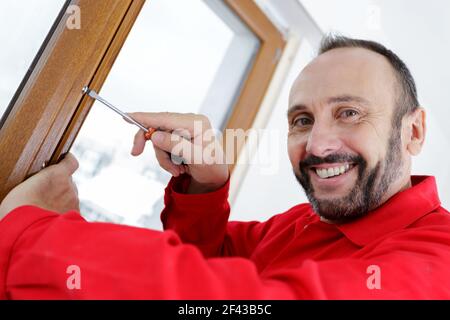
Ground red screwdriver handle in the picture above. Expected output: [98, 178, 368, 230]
[144, 127, 157, 141]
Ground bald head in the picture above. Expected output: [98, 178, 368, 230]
[320, 35, 418, 123]
[290, 47, 399, 120]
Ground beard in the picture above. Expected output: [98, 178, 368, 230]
[294, 128, 403, 223]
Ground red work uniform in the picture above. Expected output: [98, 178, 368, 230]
[0, 175, 449, 299]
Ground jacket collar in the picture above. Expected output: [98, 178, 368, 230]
[334, 176, 441, 247]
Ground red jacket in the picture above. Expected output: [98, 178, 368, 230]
[0, 175, 449, 299]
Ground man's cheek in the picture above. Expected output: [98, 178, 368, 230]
[287, 140, 305, 166]
[287, 147, 299, 168]
[289, 153, 304, 173]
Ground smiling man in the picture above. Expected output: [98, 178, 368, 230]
[0, 35, 449, 299]
[288, 36, 421, 223]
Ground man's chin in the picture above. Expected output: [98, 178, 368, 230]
[311, 188, 353, 201]
[306, 187, 368, 223]
[310, 198, 367, 223]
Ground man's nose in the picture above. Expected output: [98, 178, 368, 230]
[305, 123, 343, 158]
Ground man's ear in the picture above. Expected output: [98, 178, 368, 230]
[406, 107, 426, 156]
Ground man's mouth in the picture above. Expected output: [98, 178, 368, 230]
[310, 163, 356, 179]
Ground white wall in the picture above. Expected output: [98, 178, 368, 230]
[231, 0, 450, 221]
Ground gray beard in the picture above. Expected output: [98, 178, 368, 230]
[295, 128, 403, 223]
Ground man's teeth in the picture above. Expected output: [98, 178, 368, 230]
[315, 164, 351, 179]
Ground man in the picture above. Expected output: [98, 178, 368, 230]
[0, 35, 449, 299]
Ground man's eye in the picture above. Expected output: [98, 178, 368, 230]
[340, 109, 359, 119]
[293, 117, 313, 127]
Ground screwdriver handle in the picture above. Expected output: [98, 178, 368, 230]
[144, 127, 157, 140]
[144, 127, 184, 165]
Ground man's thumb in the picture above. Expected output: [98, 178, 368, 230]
[58, 153, 79, 175]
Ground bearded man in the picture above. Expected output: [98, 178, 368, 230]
[1, 35, 449, 299]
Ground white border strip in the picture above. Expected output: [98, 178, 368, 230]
[229, 35, 301, 205]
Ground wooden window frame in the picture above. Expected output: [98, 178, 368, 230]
[0, 0, 285, 201]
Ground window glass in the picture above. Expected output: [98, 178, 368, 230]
[0, 0, 64, 123]
[72, 0, 260, 229]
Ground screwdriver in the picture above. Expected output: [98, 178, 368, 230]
[82, 86, 183, 164]
[82, 86, 157, 140]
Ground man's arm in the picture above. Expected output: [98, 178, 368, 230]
[161, 174, 274, 258]
[2, 205, 450, 299]
[130, 112, 272, 258]
[0, 206, 296, 299]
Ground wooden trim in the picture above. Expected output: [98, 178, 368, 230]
[0, 0, 145, 201]
[225, 0, 284, 43]
[223, 0, 285, 170]
[228, 36, 300, 206]
[50, 0, 146, 165]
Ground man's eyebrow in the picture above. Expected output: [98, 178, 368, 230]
[287, 95, 371, 118]
[327, 95, 371, 106]
[287, 104, 308, 118]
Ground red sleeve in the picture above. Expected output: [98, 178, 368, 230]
[0, 206, 296, 299]
[1, 205, 450, 299]
[161, 175, 273, 258]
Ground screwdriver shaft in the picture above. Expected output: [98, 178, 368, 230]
[82, 86, 148, 133]
[81, 86, 184, 165]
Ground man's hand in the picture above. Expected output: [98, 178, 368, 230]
[0, 153, 80, 220]
[128, 112, 229, 194]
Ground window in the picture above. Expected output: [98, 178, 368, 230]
[0, 0, 285, 221]
[71, 0, 260, 228]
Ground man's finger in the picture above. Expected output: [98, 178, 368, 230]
[151, 131, 199, 164]
[131, 129, 146, 156]
[127, 112, 208, 135]
[153, 147, 182, 177]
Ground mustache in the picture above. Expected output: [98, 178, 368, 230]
[299, 153, 365, 169]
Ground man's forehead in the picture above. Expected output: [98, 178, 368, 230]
[288, 47, 397, 109]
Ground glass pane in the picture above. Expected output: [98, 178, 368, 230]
[0, 0, 64, 122]
[72, 0, 260, 229]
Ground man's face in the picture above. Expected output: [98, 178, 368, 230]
[288, 48, 409, 223]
